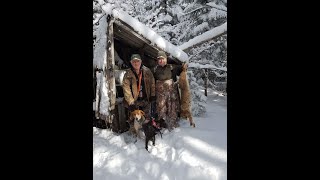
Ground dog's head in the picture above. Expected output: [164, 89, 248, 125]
[130, 110, 145, 121]
[142, 117, 163, 138]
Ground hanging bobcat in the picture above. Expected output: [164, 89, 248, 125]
[178, 65, 195, 128]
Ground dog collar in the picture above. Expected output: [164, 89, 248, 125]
[151, 118, 160, 129]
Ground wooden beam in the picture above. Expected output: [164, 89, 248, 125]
[114, 19, 156, 50]
[204, 69, 208, 96]
[107, 18, 116, 111]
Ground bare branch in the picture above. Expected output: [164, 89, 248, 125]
[93, 14, 106, 25]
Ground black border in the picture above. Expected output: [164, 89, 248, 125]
[2, 1, 92, 179]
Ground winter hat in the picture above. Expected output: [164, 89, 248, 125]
[131, 54, 142, 61]
[157, 51, 167, 59]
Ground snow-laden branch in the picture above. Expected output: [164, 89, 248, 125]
[181, 3, 227, 18]
[206, 2, 227, 12]
[181, 5, 209, 17]
[179, 22, 227, 51]
[188, 41, 216, 60]
[188, 62, 227, 72]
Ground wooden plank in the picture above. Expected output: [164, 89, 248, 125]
[114, 19, 153, 47]
[107, 18, 116, 111]
[204, 69, 208, 96]
[114, 26, 144, 48]
[95, 71, 101, 119]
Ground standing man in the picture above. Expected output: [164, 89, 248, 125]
[153, 51, 187, 131]
[122, 54, 156, 121]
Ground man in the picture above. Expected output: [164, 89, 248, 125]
[122, 54, 156, 121]
[153, 51, 187, 131]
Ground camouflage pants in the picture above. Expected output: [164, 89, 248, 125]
[156, 79, 180, 130]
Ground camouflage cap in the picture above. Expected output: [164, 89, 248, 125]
[130, 54, 142, 61]
[157, 51, 167, 59]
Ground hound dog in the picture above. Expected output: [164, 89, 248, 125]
[129, 109, 146, 139]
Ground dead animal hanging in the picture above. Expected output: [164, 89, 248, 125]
[178, 65, 195, 127]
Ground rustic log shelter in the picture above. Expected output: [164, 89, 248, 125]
[93, 11, 187, 133]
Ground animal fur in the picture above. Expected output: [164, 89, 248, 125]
[129, 110, 146, 139]
[178, 67, 195, 127]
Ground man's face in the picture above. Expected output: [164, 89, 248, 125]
[157, 57, 167, 67]
[131, 59, 142, 71]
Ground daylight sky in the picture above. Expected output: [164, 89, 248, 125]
[93, 89, 227, 180]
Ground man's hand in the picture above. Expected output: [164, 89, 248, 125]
[182, 63, 188, 71]
[128, 104, 138, 111]
[150, 96, 156, 103]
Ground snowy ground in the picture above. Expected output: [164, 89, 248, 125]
[93, 89, 227, 180]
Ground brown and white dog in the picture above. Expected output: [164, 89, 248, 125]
[178, 66, 196, 128]
[129, 109, 146, 139]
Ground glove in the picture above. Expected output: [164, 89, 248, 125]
[128, 104, 138, 112]
[182, 63, 188, 71]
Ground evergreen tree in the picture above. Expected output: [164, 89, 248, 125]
[188, 70, 207, 116]
[176, 0, 227, 44]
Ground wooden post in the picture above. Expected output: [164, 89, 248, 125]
[204, 68, 208, 96]
[107, 17, 116, 111]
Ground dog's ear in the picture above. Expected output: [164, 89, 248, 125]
[129, 111, 134, 120]
[140, 110, 145, 116]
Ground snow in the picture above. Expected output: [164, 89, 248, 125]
[93, 14, 107, 70]
[95, 72, 110, 116]
[111, 8, 188, 62]
[206, 2, 227, 11]
[179, 22, 227, 51]
[189, 62, 227, 72]
[93, 89, 227, 180]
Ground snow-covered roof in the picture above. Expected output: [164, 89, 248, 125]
[111, 9, 188, 62]
[179, 22, 227, 51]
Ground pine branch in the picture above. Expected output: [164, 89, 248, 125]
[188, 41, 216, 60]
[181, 4, 226, 18]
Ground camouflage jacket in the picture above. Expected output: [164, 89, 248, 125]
[153, 64, 183, 82]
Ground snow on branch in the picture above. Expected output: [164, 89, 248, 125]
[189, 62, 227, 72]
[206, 2, 227, 12]
[188, 41, 216, 60]
[181, 5, 210, 17]
[180, 3, 227, 18]
[179, 22, 227, 51]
